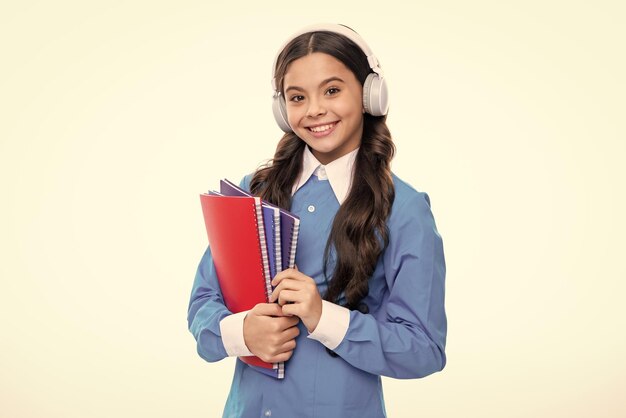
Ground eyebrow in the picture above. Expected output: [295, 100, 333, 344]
[285, 77, 345, 93]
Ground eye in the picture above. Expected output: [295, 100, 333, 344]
[289, 95, 305, 103]
[326, 87, 340, 95]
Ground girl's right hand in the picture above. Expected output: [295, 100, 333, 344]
[243, 303, 300, 363]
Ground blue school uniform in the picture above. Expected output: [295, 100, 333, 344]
[188, 159, 447, 417]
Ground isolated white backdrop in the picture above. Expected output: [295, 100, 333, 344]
[1, 1, 624, 417]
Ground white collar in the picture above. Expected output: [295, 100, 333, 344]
[291, 146, 358, 205]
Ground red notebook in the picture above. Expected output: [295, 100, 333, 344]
[199, 193, 283, 377]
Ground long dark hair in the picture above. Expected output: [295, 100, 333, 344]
[250, 30, 395, 310]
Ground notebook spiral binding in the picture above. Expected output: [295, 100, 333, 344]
[274, 210, 282, 276]
[276, 215, 299, 379]
[288, 220, 300, 269]
[252, 197, 285, 379]
[252, 198, 272, 299]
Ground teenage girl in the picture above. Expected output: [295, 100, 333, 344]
[188, 23, 447, 418]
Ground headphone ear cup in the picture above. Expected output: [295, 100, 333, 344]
[272, 93, 292, 132]
[362, 73, 389, 116]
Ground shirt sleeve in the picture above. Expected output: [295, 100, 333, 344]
[331, 191, 447, 379]
[219, 310, 254, 356]
[187, 246, 235, 362]
[188, 175, 256, 361]
[307, 300, 350, 350]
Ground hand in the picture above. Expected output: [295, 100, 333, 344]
[243, 303, 300, 363]
[270, 268, 323, 333]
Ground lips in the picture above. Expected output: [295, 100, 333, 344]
[306, 121, 339, 137]
[307, 122, 336, 132]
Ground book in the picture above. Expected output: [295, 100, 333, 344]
[277, 206, 300, 271]
[219, 181, 281, 278]
[217, 179, 301, 380]
[208, 190, 274, 297]
[219, 179, 300, 272]
[199, 193, 282, 378]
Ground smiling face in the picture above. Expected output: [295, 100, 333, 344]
[283, 52, 364, 165]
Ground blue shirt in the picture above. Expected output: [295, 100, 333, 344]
[188, 172, 447, 418]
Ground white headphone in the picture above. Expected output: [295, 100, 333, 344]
[271, 23, 389, 133]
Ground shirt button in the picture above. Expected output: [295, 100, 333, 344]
[264, 410, 272, 417]
[307, 205, 315, 213]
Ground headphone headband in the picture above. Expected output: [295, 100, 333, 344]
[271, 23, 383, 92]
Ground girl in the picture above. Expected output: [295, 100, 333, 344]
[188, 23, 447, 418]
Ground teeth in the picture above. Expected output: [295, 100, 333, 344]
[309, 123, 335, 132]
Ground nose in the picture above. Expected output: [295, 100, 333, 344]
[306, 96, 326, 118]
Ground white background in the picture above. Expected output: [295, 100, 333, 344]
[1, 1, 625, 417]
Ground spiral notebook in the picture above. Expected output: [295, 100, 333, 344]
[219, 179, 300, 272]
[200, 181, 300, 380]
[214, 189, 281, 281]
[199, 193, 280, 377]
[217, 179, 301, 379]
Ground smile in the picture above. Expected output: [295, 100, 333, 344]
[306, 122, 338, 137]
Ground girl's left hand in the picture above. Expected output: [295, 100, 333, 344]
[270, 268, 322, 333]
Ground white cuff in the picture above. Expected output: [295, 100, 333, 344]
[307, 300, 350, 350]
[219, 310, 254, 357]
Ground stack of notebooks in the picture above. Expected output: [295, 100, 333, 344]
[199, 179, 300, 379]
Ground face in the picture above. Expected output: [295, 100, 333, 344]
[283, 52, 364, 165]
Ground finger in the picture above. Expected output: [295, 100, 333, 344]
[282, 324, 300, 340]
[269, 279, 304, 302]
[253, 303, 284, 317]
[260, 346, 292, 363]
[276, 281, 320, 306]
[277, 289, 300, 306]
[269, 350, 294, 363]
[287, 316, 301, 327]
[280, 303, 295, 317]
[271, 268, 296, 286]
[272, 268, 307, 287]
[276, 316, 300, 330]
[270, 275, 287, 289]
[280, 338, 297, 352]
[280, 302, 304, 318]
